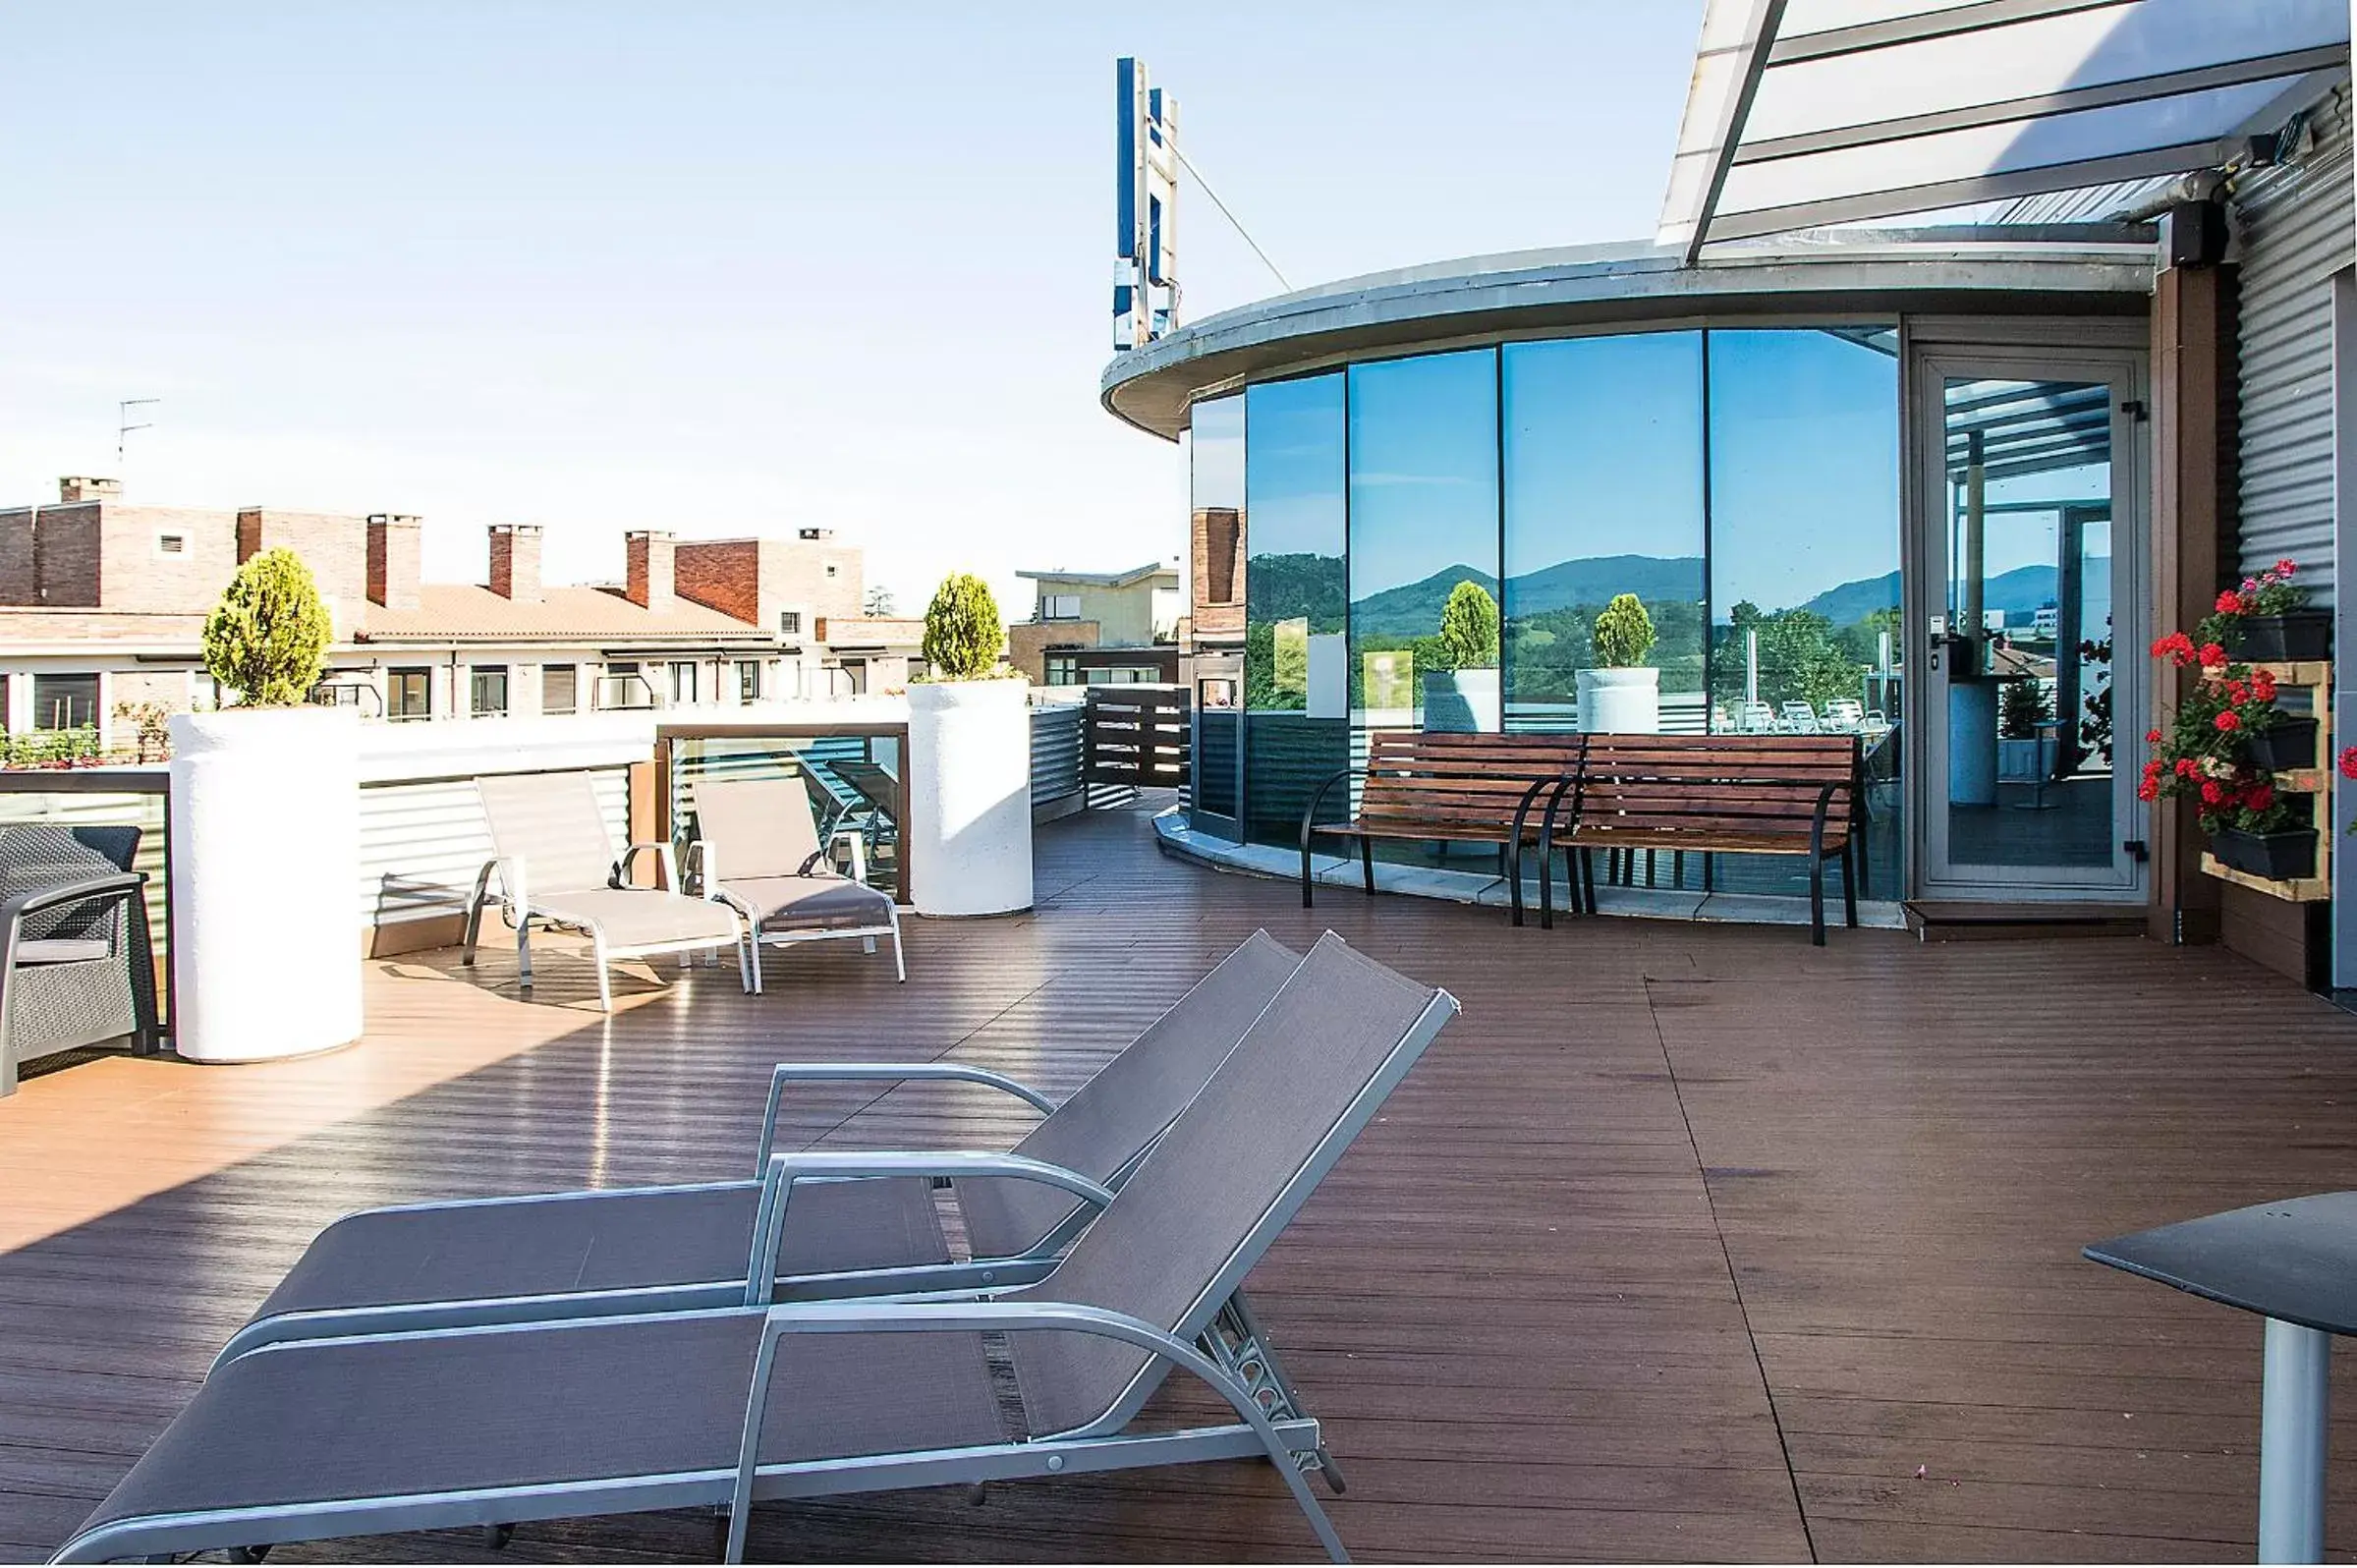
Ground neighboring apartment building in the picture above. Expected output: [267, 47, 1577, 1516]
[1004, 559, 1183, 687]
[0, 478, 922, 740]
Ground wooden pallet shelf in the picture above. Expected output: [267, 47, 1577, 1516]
[2199, 659, 2332, 902]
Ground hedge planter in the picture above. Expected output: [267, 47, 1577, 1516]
[2230, 611, 2331, 662]
[2244, 716, 2321, 773]
[2209, 824, 2319, 881]
[168, 707, 364, 1062]
[906, 680, 1033, 917]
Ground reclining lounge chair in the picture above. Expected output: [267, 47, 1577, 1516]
[52, 933, 1457, 1565]
[688, 775, 904, 986]
[214, 930, 1304, 1363]
[463, 770, 751, 1012]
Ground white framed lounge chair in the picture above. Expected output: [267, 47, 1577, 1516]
[462, 770, 751, 1012]
[688, 775, 904, 986]
[53, 933, 1459, 1566]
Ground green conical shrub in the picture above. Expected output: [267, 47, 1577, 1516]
[1592, 593, 1656, 668]
[922, 572, 1004, 680]
[201, 548, 331, 706]
[1438, 580, 1499, 670]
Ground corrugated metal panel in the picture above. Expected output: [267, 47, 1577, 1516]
[359, 767, 628, 927]
[2235, 91, 2354, 605]
[1031, 702, 1085, 808]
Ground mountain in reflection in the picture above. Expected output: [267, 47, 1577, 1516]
[1351, 555, 1703, 639]
[1346, 555, 2095, 637]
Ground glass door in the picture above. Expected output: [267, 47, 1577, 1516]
[1911, 349, 2147, 899]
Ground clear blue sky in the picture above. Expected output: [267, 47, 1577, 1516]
[0, 2, 1704, 611]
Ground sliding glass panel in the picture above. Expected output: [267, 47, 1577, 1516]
[1708, 328, 1902, 896]
[1346, 349, 1500, 735]
[1502, 333, 1707, 732]
[1243, 373, 1347, 847]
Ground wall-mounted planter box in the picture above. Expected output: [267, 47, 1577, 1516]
[2244, 717, 2320, 773]
[2231, 612, 2331, 661]
[2208, 825, 2319, 882]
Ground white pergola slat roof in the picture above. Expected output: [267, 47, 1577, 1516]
[1659, 0, 2351, 258]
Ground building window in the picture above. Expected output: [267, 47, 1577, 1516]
[1044, 654, 1080, 686]
[670, 660, 699, 704]
[779, 610, 802, 635]
[1043, 593, 1082, 621]
[737, 659, 761, 703]
[470, 665, 509, 717]
[541, 663, 577, 716]
[388, 668, 431, 721]
[155, 532, 188, 557]
[30, 673, 98, 730]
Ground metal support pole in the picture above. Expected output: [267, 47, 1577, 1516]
[2259, 1316, 2331, 1564]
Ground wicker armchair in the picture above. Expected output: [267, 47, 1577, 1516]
[0, 824, 159, 1096]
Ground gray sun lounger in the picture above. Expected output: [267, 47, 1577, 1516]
[462, 769, 753, 1012]
[687, 775, 904, 985]
[214, 930, 1305, 1364]
[52, 933, 1455, 1565]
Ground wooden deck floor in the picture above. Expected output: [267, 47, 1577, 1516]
[9, 800, 2357, 1562]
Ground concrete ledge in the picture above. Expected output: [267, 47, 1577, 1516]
[1151, 807, 1906, 931]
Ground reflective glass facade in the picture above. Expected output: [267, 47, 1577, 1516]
[1199, 326, 1904, 898]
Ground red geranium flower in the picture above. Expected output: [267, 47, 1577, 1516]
[2246, 784, 2276, 812]
[2225, 680, 2250, 703]
[2176, 757, 2201, 777]
[2216, 710, 2242, 732]
[2276, 558, 2298, 576]
[2145, 728, 2162, 744]
[2200, 643, 2229, 668]
[2338, 746, 2357, 780]
[2217, 590, 2246, 614]
[2138, 777, 2161, 802]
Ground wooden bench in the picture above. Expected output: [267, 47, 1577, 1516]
[1541, 733, 1865, 944]
[1299, 733, 1586, 925]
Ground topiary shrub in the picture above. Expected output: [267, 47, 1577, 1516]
[921, 572, 1005, 680]
[1438, 581, 1499, 670]
[201, 548, 332, 706]
[1592, 593, 1656, 668]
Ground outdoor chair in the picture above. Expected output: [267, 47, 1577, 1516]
[1822, 698, 1865, 732]
[1779, 700, 1822, 733]
[1735, 700, 1778, 734]
[53, 933, 1457, 1565]
[0, 824, 158, 1096]
[211, 930, 1304, 1363]
[688, 776, 903, 985]
[462, 770, 751, 1012]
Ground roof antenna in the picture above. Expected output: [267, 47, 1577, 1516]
[117, 397, 159, 466]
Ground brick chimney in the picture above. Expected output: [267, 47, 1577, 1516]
[625, 530, 675, 609]
[487, 524, 543, 602]
[366, 513, 421, 610]
[58, 476, 120, 504]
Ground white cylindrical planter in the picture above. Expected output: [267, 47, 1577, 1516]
[1577, 666, 1661, 733]
[906, 680, 1034, 917]
[1421, 669, 1500, 733]
[169, 708, 364, 1062]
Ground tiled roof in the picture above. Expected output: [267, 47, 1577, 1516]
[358, 585, 771, 644]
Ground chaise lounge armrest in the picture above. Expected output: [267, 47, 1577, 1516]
[755, 1060, 1057, 1171]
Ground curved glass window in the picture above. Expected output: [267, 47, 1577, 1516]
[1243, 374, 1346, 844]
[1502, 334, 1706, 731]
[1347, 350, 1500, 733]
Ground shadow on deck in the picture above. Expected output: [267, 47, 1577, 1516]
[6, 800, 2357, 1561]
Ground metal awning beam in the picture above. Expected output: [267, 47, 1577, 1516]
[1732, 46, 2347, 166]
[1767, 0, 2130, 66]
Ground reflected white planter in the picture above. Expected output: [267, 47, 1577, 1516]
[906, 680, 1034, 917]
[168, 707, 364, 1063]
[1576, 666, 1660, 733]
[1421, 669, 1499, 734]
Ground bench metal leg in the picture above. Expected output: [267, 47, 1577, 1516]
[1841, 842, 1859, 928]
[2260, 1316, 2330, 1564]
[1581, 848, 1597, 913]
[1361, 836, 1375, 897]
[1300, 836, 1316, 909]
[1809, 856, 1827, 947]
